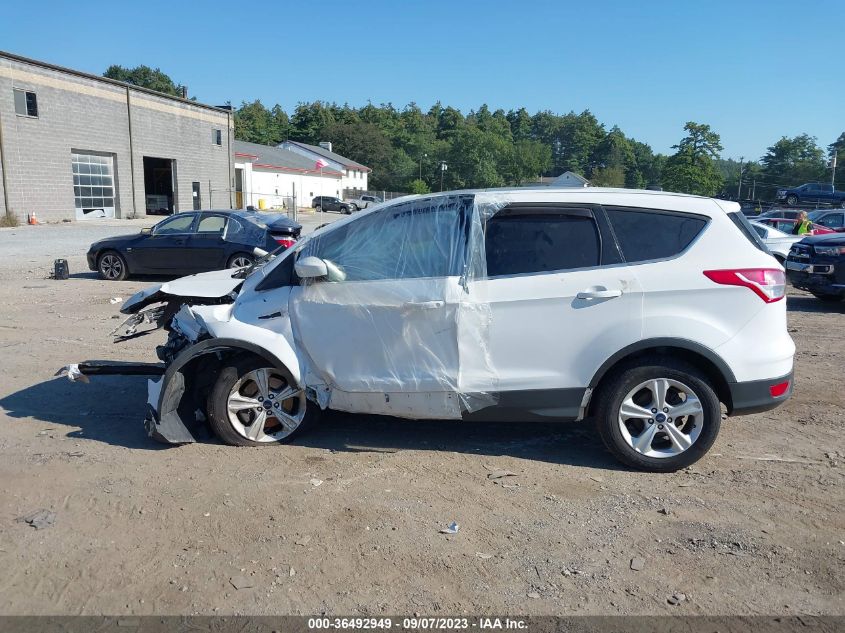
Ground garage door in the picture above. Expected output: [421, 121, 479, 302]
[72, 152, 116, 220]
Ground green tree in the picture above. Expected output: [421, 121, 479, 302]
[661, 122, 724, 196]
[408, 179, 431, 194]
[234, 100, 289, 145]
[289, 102, 336, 144]
[103, 65, 187, 97]
[760, 134, 826, 188]
[829, 132, 845, 189]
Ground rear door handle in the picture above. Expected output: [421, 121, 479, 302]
[576, 287, 622, 300]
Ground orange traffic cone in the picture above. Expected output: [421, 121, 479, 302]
[28, 212, 39, 225]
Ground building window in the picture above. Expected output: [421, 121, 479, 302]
[72, 152, 116, 218]
[213, 129, 222, 145]
[14, 89, 38, 117]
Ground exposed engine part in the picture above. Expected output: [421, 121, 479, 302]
[111, 305, 166, 340]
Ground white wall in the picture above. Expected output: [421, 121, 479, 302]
[235, 160, 342, 209]
[341, 169, 369, 193]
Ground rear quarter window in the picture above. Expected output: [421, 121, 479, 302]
[604, 207, 708, 262]
[727, 211, 768, 253]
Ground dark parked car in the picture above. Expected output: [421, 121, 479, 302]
[786, 233, 845, 301]
[311, 196, 353, 214]
[87, 210, 301, 280]
[776, 183, 845, 207]
[758, 209, 804, 220]
[807, 209, 845, 232]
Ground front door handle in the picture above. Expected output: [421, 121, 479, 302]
[576, 286, 622, 300]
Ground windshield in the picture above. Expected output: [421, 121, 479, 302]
[807, 210, 824, 221]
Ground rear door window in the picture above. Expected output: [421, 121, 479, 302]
[197, 214, 227, 234]
[604, 207, 708, 262]
[485, 209, 601, 276]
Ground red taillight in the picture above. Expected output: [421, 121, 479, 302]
[703, 268, 786, 303]
[769, 380, 790, 398]
[274, 237, 296, 249]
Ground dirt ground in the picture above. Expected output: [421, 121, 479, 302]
[0, 223, 843, 616]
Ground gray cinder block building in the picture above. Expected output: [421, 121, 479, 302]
[0, 51, 233, 222]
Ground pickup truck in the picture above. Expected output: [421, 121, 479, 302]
[776, 183, 845, 208]
[345, 194, 383, 212]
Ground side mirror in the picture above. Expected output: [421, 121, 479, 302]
[295, 256, 328, 279]
[141, 227, 152, 235]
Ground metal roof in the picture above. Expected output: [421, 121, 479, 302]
[281, 140, 370, 171]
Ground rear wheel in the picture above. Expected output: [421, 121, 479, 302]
[98, 251, 128, 281]
[347, 203, 358, 213]
[786, 195, 798, 206]
[314, 205, 322, 212]
[227, 253, 253, 269]
[593, 359, 721, 472]
[207, 357, 318, 446]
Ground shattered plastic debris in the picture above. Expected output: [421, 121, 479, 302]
[476, 552, 493, 560]
[487, 469, 518, 480]
[54, 364, 89, 384]
[109, 297, 123, 304]
[309, 478, 323, 487]
[17, 509, 57, 530]
[439, 522, 459, 535]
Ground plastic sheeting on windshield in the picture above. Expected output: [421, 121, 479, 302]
[289, 193, 510, 417]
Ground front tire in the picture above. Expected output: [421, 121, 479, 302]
[593, 359, 721, 472]
[786, 195, 799, 206]
[97, 251, 128, 281]
[207, 357, 318, 446]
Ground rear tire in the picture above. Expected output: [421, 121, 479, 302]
[227, 253, 253, 269]
[314, 205, 322, 212]
[207, 356, 318, 447]
[786, 195, 799, 206]
[593, 359, 721, 472]
[97, 251, 128, 281]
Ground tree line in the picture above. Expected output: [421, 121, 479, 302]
[103, 65, 845, 199]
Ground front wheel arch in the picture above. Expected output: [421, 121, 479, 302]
[153, 339, 304, 443]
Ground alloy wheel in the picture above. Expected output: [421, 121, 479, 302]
[100, 254, 123, 280]
[230, 255, 252, 269]
[617, 378, 704, 458]
[225, 368, 305, 443]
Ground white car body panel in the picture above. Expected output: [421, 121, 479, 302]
[97, 187, 794, 445]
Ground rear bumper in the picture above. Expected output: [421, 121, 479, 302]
[728, 371, 793, 416]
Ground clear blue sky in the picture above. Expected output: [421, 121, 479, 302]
[2, 0, 842, 160]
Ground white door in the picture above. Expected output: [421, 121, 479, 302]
[289, 196, 476, 419]
[467, 205, 643, 418]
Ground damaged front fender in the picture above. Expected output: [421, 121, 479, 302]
[145, 336, 303, 444]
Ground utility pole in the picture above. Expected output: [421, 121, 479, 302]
[751, 178, 757, 200]
[440, 161, 448, 192]
[419, 153, 427, 181]
[832, 153, 838, 187]
[736, 157, 744, 200]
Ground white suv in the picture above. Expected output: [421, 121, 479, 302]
[74, 188, 795, 471]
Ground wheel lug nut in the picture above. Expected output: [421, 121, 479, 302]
[667, 417, 673, 423]
[658, 424, 664, 430]
[663, 407, 669, 413]
[651, 408, 657, 413]
[648, 418, 654, 424]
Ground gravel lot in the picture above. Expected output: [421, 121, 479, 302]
[0, 218, 842, 616]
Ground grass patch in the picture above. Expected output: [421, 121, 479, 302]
[0, 212, 20, 227]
